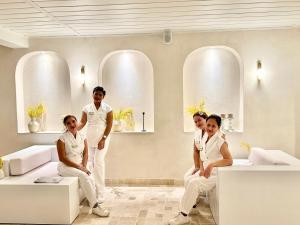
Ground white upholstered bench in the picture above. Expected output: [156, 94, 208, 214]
[0, 145, 80, 224]
[0, 176, 79, 224]
[208, 148, 300, 225]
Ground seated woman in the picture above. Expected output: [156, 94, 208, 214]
[169, 114, 233, 225]
[184, 112, 225, 213]
[56, 115, 110, 217]
[183, 111, 208, 188]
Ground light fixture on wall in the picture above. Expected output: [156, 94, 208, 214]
[256, 60, 263, 81]
[80, 65, 86, 86]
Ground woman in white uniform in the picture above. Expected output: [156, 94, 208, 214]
[183, 111, 208, 189]
[184, 112, 225, 214]
[57, 115, 110, 217]
[78, 86, 113, 199]
[168, 114, 233, 225]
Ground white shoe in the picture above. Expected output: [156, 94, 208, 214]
[189, 207, 199, 215]
[92, 205, 110, 217]
[168, 213, 190, 225]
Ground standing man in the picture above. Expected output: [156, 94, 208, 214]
[78, 86, 113, 201]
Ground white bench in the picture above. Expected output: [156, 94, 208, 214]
[0, 176, 79, 224]
[0, 145, 80, 224]
[209, 148, 300, 225]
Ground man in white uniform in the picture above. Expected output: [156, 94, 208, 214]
[78, 86, 113, 200]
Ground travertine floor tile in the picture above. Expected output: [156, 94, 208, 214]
[72, 186, 215, 225]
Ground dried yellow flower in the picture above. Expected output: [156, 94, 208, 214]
[186, 98, 210, 115]
[27, 103, 46, 119]
[240, 141, 251, 152]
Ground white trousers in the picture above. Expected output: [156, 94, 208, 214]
[88, 136, 110, 195]
[184, 167, 200, 189]
[180, 168, 216, 214]
[58, 164, 98, 207]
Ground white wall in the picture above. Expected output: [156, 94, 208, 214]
[0, 29, 299, 179]
[101, 50, 154, 132]
[17, 51, 71, 132]
[183, 46, 242, 131]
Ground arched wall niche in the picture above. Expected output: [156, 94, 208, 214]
[99, 50, 154, 132]
[16, 51, 71, 133]
[183, 46, 244, 132]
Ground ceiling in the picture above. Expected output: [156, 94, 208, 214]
[1, 0, 300, 38]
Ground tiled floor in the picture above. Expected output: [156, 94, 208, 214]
[74, 186, 216, 225]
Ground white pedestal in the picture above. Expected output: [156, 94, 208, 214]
[0, 176, 79, 224]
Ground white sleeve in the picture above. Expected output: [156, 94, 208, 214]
[79, 131, 86, 141]
[217, 137, 225, 151]
[105, 103, 112, 113]
[58, 134, 65, 143]
[82, 105, 89, 113]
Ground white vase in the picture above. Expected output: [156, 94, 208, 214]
[112, 120, 123, 132]
[28, 118, 40, 133]
[125, 114, 135, 131]
[36, 113, 46, 131]
[0, 169, 4, 179]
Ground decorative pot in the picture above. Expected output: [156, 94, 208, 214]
[112, 120, 123, 132]
[125, 114, 135, 131]
[37, 113, 46, 131]
[28, 118, 40, 133]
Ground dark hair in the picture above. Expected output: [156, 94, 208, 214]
[93, 86, 106, 96]
[63, 115, 77, 125]
[193, 111, 208, 119]
[206, 114, 222, 127]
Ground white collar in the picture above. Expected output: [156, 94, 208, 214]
[92, 102, 103, 111]
[67, 131, 78, 140]
[204, 132, 219, 155]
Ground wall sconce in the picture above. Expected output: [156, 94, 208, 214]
[80, 65, 86, 86]
[256, 60, 263, 81]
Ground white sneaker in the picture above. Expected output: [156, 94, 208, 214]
[92, 205, 110, 217]
[189, 207, 199, 215]
[168, 213, 190, 225]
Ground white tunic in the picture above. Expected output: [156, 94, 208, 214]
[83, 102, 112, 148]
[194, 129, 223, 152]
[193, 129, 206, 152]
[58, 131, 85, 166]
[200, 131, 225, 169]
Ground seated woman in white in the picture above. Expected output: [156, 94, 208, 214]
[183, 111, 208, 188]
[169, 114, 233, 225]
[184, 112, 225, 211]
[56, 115, 110, 217]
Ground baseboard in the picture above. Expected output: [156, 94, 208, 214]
[105, 178, 184, 186]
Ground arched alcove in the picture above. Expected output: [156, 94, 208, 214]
[16, 51, 71, 133]
[183, 46, 243, 132]
[99, 50, 154, 132]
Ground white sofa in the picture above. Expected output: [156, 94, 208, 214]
[2, 145, 300, 225]
[209, 148, 300, 225]
[0, 145, 80, 225]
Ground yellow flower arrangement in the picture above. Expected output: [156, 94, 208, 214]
[240, 141, 251, 152]
[122, 108, 133, 119]
[0, 157, 3, 170]
[27, 103, 46, 119]
[113, 108, 133, 120]
[113, 108, 135, 131]
[123, 108, 135, 131]
[186, 98, 210, 115]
